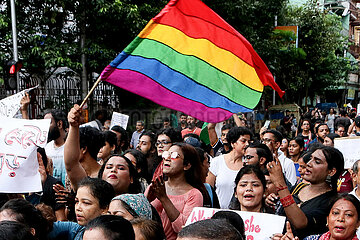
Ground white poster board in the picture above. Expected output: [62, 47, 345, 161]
[186, 207, 286, 240]
[0, 85, 38, 118]
[110, 112, 129, 130]
[334, 137, 360, 169]
[0, 117, 50, 193]
[215, 122, 223, 139]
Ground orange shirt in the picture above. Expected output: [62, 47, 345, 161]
[181, 127, 201, 138]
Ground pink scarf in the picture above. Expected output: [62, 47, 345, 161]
[319, 231, 359, 240]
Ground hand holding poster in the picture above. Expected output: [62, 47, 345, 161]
[110, 112, 129, 130]
[0, 117, 50, 193]
[186, 207, 286, 240]
[334, 136, 360, 169]
[0, 85, 39, 118]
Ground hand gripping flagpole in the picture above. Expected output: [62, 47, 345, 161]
[79, 76, 102, 108]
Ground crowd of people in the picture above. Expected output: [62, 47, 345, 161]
[1, 98, 360, 240]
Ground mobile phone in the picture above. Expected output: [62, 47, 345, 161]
[263, 120, 270, 129]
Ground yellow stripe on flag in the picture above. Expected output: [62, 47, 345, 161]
[138, 21, 264, 92]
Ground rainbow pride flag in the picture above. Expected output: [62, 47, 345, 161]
[101, 0, 284, 123]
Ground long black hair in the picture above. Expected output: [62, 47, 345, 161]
[327, 194, 360, 220]
[85, 215, 135, 240]
[78, 178, 115, 209]
[229, 165, 266, 212]
[124, 149, 149, 183]
[98, 154, 141, 194]
[0, 199, 48, 240]
[171, 142, 211, 207]
[310, 145, 344, 192]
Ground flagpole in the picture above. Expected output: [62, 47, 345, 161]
[80, 76, 102, 108]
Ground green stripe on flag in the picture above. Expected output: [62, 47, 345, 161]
[200, 122, 210, 145]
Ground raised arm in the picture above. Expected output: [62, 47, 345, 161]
[150, 176, 202, 233]
[347, 121, 355, 136]
[267, 156, 308, 229]
[64, 104, 87, 190]
[20, 93, 30, 119]
[207, 123, 218, 147]
[233, 113, 242, 127]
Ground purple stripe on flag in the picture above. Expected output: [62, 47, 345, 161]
[101, 66, 232, 123]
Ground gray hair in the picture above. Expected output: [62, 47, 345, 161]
[352, 160, 360, 174]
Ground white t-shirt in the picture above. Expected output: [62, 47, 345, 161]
[209, 155, 239, 209]
[350, 187, 360, 201]
[45, 140, 66, 185]
[278, 151, 297, 186]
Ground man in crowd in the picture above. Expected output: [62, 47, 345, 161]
[262, 129, 297, 186]
[181, 116, 201, 138]
[208, 123, 232, 156]
[44, 109, 68, 185]
[176, 113, 188, 132]
[243, 143, 273, 171]
[310, 123, 330, 144]
[65, 105, 105, 190]
[162, 117, 171, 129]
[335, 109, 351, 132]
[136, 131, 157, 177]
[130, 120, 145, 149]
[335, 124, 346, 137]
[350, 159, 360, 201]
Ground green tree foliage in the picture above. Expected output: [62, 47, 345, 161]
[0, 0, 353, 108]
[203, 0, 288, 63]
[204, 0, 353, 106]
[271, 0, 353, 104]
[0, 0, 167, 84]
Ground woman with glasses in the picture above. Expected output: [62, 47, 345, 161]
[145, 143, 206, 240]
[150, 128, 182, 177]
[206, 127, 253, 209]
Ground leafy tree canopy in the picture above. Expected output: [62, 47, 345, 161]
[270, 0, 354, 103]
[0, 0, 354, 109]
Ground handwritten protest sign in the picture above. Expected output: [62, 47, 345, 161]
[110, 112, 129, 130]
[186, 207, 286, 240]
[0, 117, 50, 193]
[334, 137, 360, 169]
[0, 85, 38, 118]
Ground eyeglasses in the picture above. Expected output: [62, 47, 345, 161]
[155, 140, 172, 147]
[244, 155, 255, 160]
[162, 151, 181, 160]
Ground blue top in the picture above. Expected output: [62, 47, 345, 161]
[48, 221, 84, 240]
[130, 129, 144, 148]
